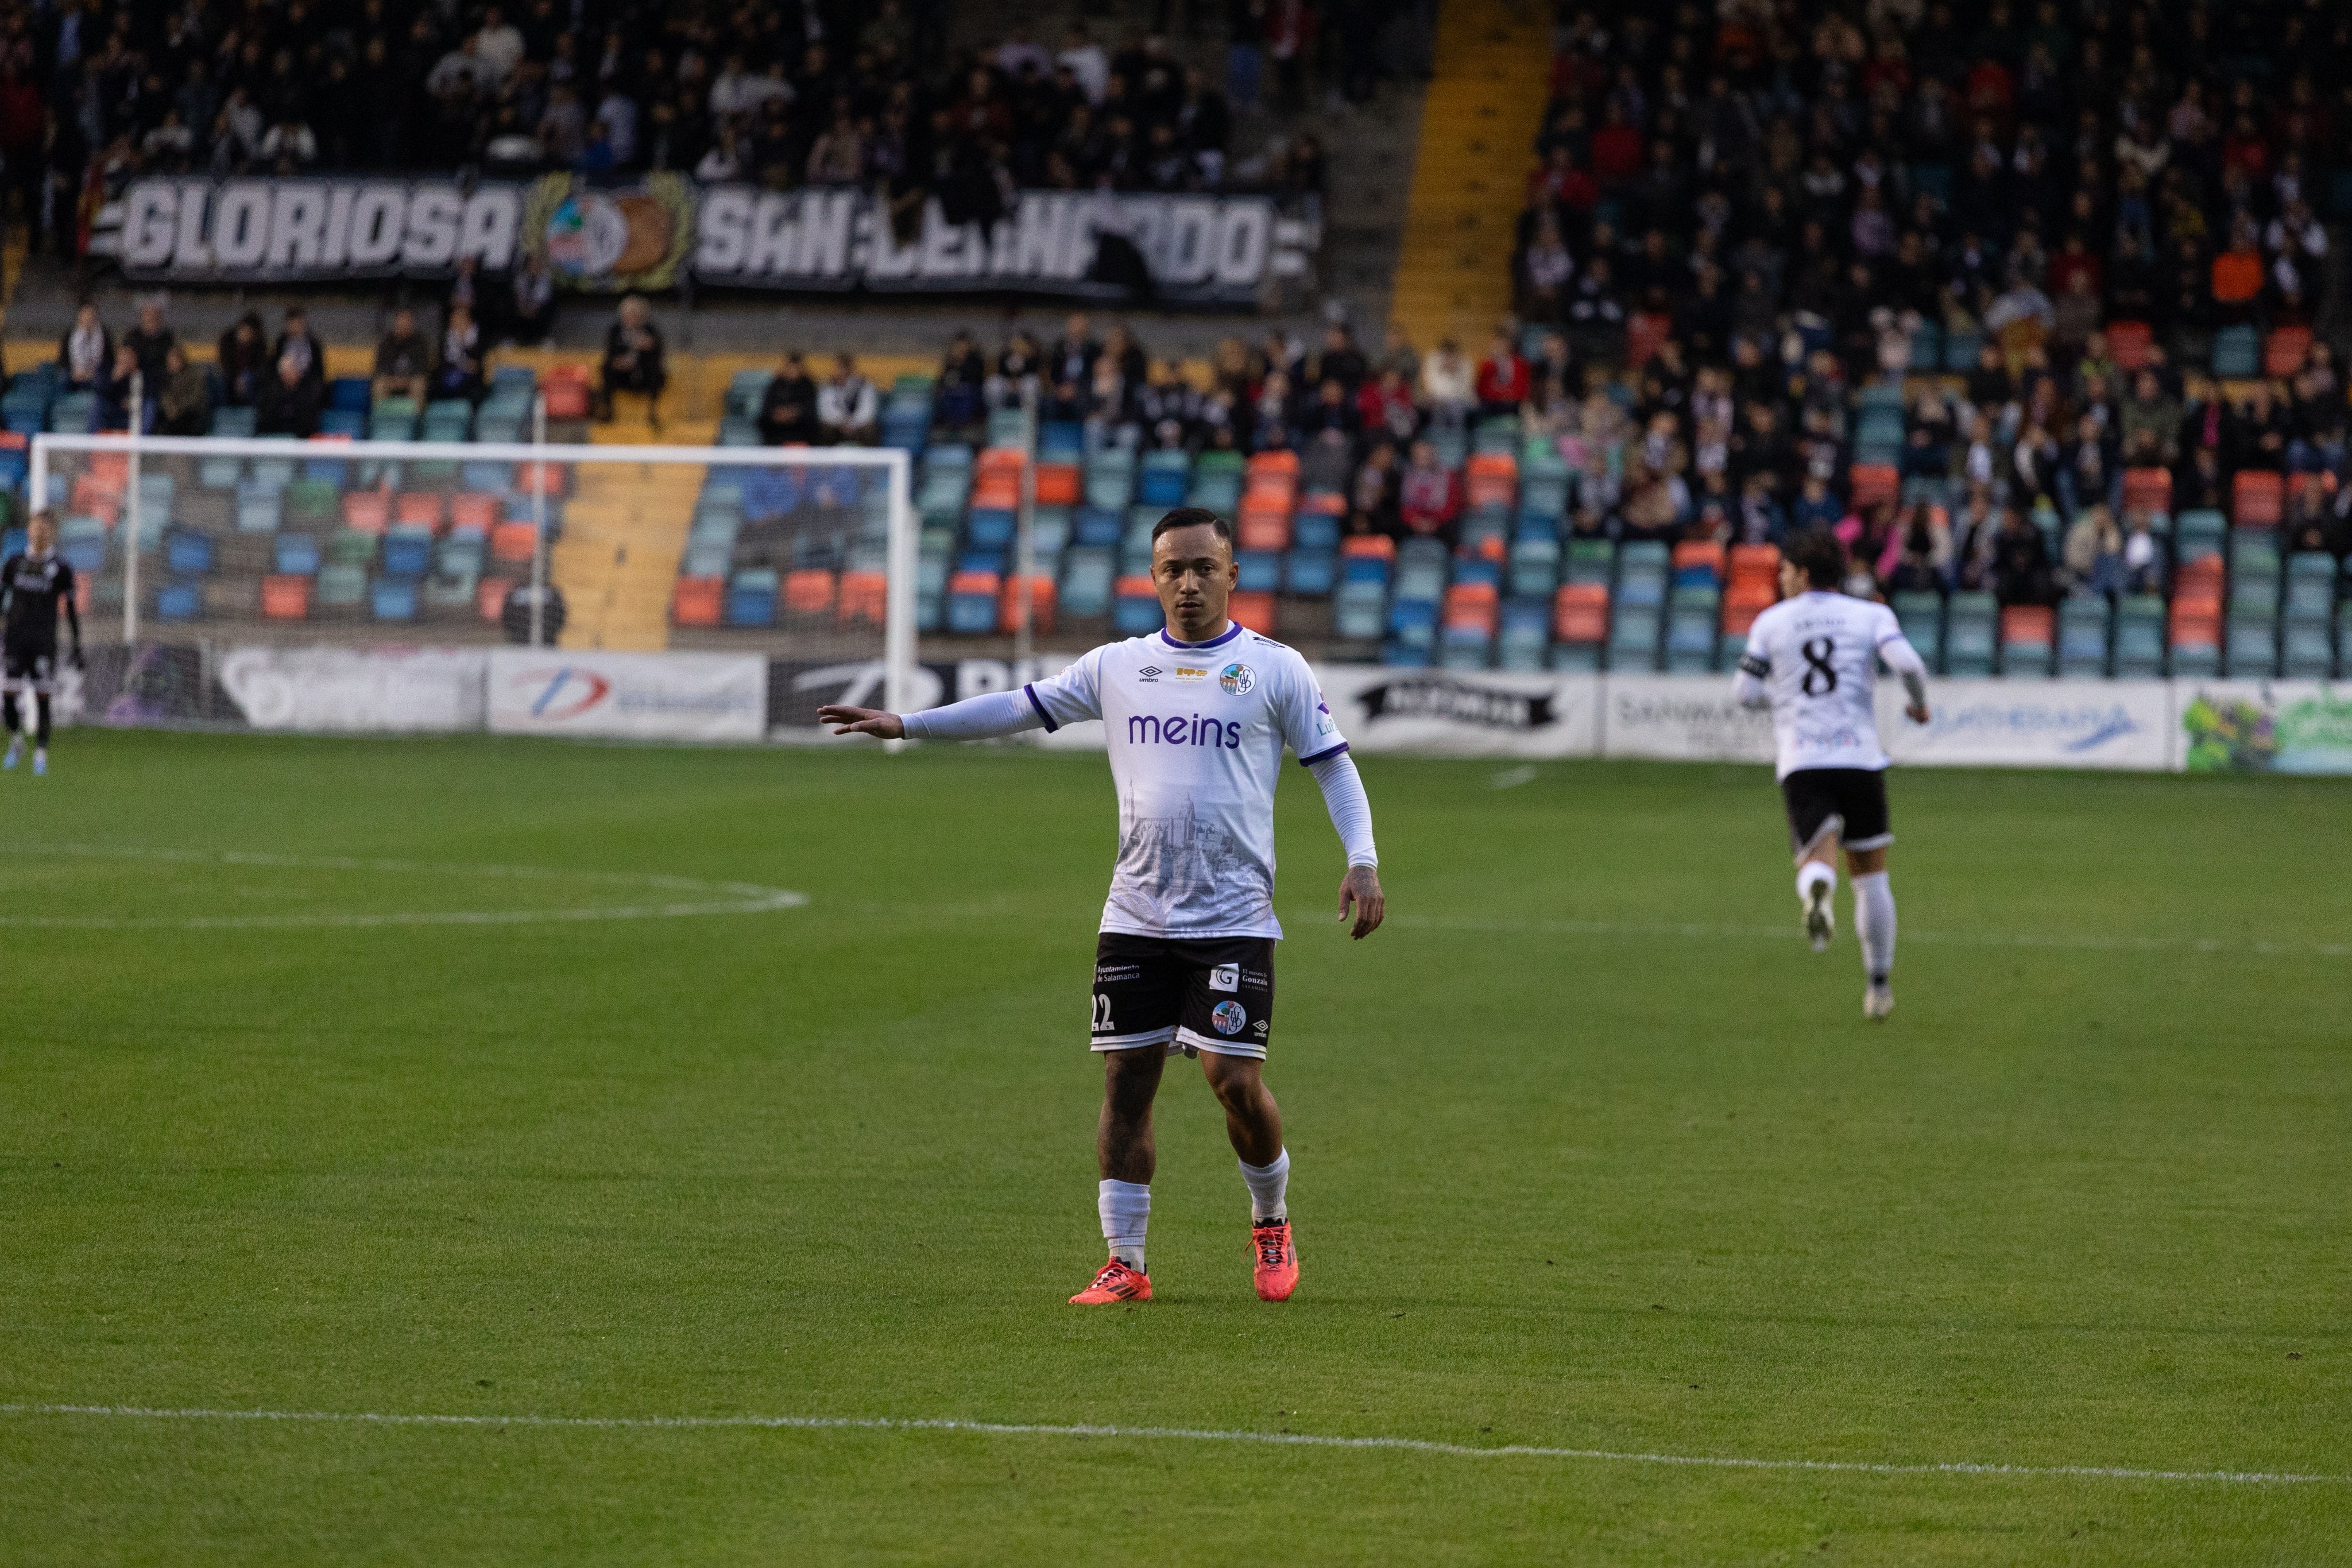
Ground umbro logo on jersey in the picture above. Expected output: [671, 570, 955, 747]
[1137, 665, 1163, 681]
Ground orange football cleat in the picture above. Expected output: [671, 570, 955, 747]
[1069, 1257, 1152, 1304]
[1251, 1219, 1298, 1302]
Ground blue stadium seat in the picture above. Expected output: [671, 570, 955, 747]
[154, 580, 203, 621]
[370, 577, 420, 621]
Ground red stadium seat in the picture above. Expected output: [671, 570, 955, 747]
[394, 491, 444, 532]
[341, 490, 392, 533]
[1553, 582, 1608, 641]
[1849, 463, 1900, 508]
[489, 521, 539, 563]
[2265, 325, 2313, 379]
[1032, 463, 1081, 507]
[2231, 471, 2283, 526]
[260, 574, 311, 620]
[1442, 581, 1499, 632]
[998, 573, 1057, 634]
[1225, 590, 1276, 633]
[671, 576, 724, 626]
[477, 576, 515, 621]
[2106, 320, 2153, 371]
[783, 568, 836, 616]
[448, 493, 501, 532]
[837, 570, 887, 625]
[2122, 467, 2171, 516]
[1341, 533, 1396, 559]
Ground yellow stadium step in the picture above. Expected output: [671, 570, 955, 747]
[1388, 0, 1554, 352]
[545, 419, 716, 651]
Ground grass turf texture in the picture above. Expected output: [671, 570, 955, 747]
[2, 730, 2346, 1565]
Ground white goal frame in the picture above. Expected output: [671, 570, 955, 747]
[30, 429, 919, 720]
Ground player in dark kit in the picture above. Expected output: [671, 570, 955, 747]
[1, 510, 84, 776]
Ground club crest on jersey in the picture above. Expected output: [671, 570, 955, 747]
[1220, 663, 1255, 695]
[1210, 1000, 1247, 1036]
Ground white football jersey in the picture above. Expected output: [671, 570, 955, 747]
[1738, 591, 1916, 779]
[1024, 624, 1347, 940]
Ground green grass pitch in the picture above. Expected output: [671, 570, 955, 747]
[2, 730, 2347, 1563]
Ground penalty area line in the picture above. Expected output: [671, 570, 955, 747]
[0, 1404, 2338, 1487]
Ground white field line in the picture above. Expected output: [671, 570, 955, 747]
[1377, 912, 2352, 959]
[0, 843, 806, 929]
[0, 1403, 2338, 1487]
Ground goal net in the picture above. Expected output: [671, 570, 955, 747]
[29, 430, 915, 729]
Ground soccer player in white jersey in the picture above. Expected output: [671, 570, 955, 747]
[819, 507, 1384, 1305]
[1732, 529, 1930, 1020]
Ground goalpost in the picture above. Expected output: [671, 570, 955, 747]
[29, 428, 919, 727]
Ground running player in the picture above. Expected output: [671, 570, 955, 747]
[0, 510, 84, 776]
[819, 507, 1383, 1306]
[1732, 529, 1929, 1019]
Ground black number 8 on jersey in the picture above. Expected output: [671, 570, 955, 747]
[1800, 637, 1839, 696]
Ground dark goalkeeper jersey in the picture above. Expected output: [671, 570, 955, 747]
[1, 552, 78, 649]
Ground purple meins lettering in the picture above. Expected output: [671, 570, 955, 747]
[1125, 715, 1241, 749]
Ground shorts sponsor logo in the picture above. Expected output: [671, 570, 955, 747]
[1174, 665, 1209, 683]
[1094, 963, 1142, 982]
[1208, 963, 1239, 992]
[1240, 968, 1270, 990]
[1252, 1017, 1270, 1037]
[1210, 999, 1247, 1036]
[1220, 663, 1256, 696]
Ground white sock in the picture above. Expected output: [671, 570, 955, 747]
[1853, 871, 1895, 984]
[1797, 860, 1838, 904]
[1098, 1179, 1150, 1271]
[1239, 1148, 1290, 1223]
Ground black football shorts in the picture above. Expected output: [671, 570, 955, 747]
[1091, 932, 1276, 1060]
[2, 640, 56, 692]
[1780, 766, 1893, 860]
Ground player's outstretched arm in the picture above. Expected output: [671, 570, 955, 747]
[1306, 749, 1383, 939]
[1880, 635, 1931, 724]
[819, 687, 1046, 743]
[816, 705, 906, 739]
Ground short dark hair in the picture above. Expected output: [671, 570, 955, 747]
[1783, 527, 1847, 590]
[1150, 508, 1233, 550]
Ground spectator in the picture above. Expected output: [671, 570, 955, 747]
[936, 334, 988, 432]
[373, 308, 434, 403]
[156, 344, 214, 438]
[818, 354, 879, 445]
[57, 303, 110, 392]
[273, 307, 325, 392]
[2120, 508, 2167, 595]
[1418, 338, 1472, 430]
[216, 313, 268, 408]
[759, 354, 822, 446]
[257, 353, 323, 438]
[2064, 504, 2126, 597]
[122, 300, 175, 388]
[94, 346, 148, 433]
[1396, 439, 1460, 539]
[434, 304, 484, 402]
[508, 254, 556, 347]
[1991, 507, 2058, 606]
[597, 296, 666, 424]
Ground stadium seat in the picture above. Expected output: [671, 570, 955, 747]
[2106, 320, 2153, 371]
[1945, 593, 1997, 675]
[724, 568, 777, 627]
[2057, 596, 2111, 675]
[2211, 324, 2260, 378]
[260, 574, 312, 620]
[1849, 463, 1900, 508]
[837, 570, 886, 626]
[2231, 471, 2283, 527]
[784, 568, 836, 617]
[490, 521, 539, 564]
[2264, 325, 2313, 379]
[371, 577, 420, 621]
[1228, 590, 1276, 634]
[380, 526, 433, 578]
[154, 580, 202, 621]
[1061, 548, 1115, 617]
[1999, 605, 2055, 676]
[273, 534, 322, 576]
[998, 573, 1056, 635]
[1892, 591, 1945, 668]
[1113, 576, 1165, 635]
[2113, 595, 2165, 676]
[2122, 467, 2172, 516]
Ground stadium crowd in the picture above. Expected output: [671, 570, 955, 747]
[1439, 0, 2352, 603]
[7, 0, 1382, 260]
